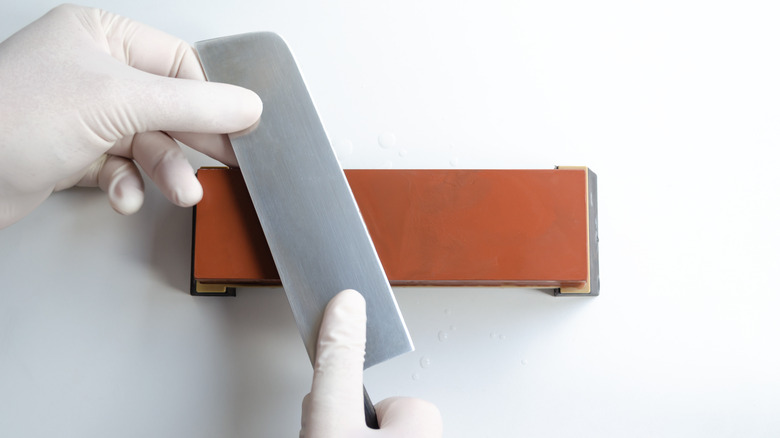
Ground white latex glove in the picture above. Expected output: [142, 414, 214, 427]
[301, 289, 443, 438]
[0, 4, 262, 228]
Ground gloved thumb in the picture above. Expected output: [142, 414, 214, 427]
[304, 290, 366, 437]
[302, 289, 368, 436]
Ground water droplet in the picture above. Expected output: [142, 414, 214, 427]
[521, 359, 529, 366]
[449, 156, 460, 167]
[378, 133, 396, 149]
[412, 372, 421, 381]
[499, 334, 506, 341]
[490, 332, 498, 339]
[398, 149, 408, 158]
[382, 160, 394, 169]
[438, 330, 449, 342]
[444, 308, 452, 316]
[449, 325, 457, 331]
[420, 356, 432, 369]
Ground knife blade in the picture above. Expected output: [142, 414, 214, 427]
[194, 32, 414, 428]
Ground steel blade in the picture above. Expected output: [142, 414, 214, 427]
[195, 32, 413, 368]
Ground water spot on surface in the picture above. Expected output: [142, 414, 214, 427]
[378, 133, 396, 149]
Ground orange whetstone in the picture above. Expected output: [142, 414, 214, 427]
[192, 167, 595, 293]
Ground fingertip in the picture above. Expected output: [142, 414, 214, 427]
[200, 82, 263, 133]
[224, 86, 262, 136]
[375, 397, 443, 436]
[242, 88, 263, 127]
[331, 289, 366, 311]
[377, 396, 441, 416]
[320, 288, 367, 343]
[322, 290, 367, 330]
[109, 176, 145, 215]
[173, 180, 203, 207]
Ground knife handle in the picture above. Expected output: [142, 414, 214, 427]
[363, 385, 379, 429]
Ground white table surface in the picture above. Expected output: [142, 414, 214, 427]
[2, 1, 779, 437]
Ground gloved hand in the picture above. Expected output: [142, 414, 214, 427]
[301, 289, 443, 438]
[0, 4, 262, 228]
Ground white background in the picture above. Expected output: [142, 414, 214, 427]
[2, 1, 779, 437]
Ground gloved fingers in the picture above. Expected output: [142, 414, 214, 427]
[375, 397, 444, 437]
[308, 289, 369, 431]
[131, 131, 203, 207]
[92, 7, 252, 169]
[92, 7, 206, 81]
[167, 132, 238, 168]
[94, 6, 265, 144]
[77, 154, 146, 215]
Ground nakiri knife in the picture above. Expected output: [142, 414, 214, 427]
[194, 32, 414, 428]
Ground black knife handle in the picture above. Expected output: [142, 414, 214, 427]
[363, 385, 379, 429]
